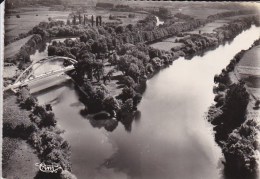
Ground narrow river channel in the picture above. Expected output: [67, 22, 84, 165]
[32, 25, 260, 179]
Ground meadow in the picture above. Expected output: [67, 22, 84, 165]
[5, 6, 70, 42]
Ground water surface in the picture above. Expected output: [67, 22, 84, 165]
[33, 25, 260, 179]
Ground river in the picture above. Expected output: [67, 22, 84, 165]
[32, 25, 260, 179]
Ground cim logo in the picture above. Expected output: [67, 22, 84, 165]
[35, 163, 62, 173]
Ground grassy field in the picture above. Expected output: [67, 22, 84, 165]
[4, 35, 33, 59]
[238, 45, 260, 67]
[236, 45, 260, 89]
[81, 9, 147, 25]
[150, 42, 184, 51]
[186, 20, 228, 34]
[2, 94, 40, 179]
[3, 93, 32, 127]
[2, 138, 40, 179]
[5, 6, 70, 42]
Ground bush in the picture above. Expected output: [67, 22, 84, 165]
[122, 76, 136, 88]
[103, 96, 120, 113]
[222, 119, 259, 177]
[117, 87, 136, 102]
[120, 99, 134, 114]
[23, 96, 38, 110]
[28, 128, 71, 170]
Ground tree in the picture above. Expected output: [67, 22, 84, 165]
[80, 34, 88, 43]
[117, 87, 136, 102]
[115, 26, 124, 34]
[66, 19, 71, 25]
[126, 24, 134, 31]
[41, 112, 57, 127]
[91, 40, 108, 54]
[128, 63, 140, 83]
[149, 48, 161, 59]
[133, 93, 142, 108]
[23, 96, 37, 110]
[118, 55, 130, 74]
[122, 76, 136, 88]
[103, 96, 120, 114]
[120, 99, 134, 113]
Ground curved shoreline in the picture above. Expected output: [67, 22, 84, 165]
[207, 38, 260, 178]
[3, 10, 260, 179]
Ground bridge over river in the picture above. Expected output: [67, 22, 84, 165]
[5, 56, 77, 92]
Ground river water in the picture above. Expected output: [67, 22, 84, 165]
[32, 25, 260, 179]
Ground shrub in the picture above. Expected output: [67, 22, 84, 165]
[103, 96, 120, 113]
[117, 87, 136, 102]
[122, 76, 136, 88]
[120, 99, 134, 114]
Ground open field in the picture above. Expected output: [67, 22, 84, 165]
[78, 8, 148, 25]
[2, 94, 40, 179]
[4, 35, 33, 59]
[235, 45, 260, 95]
[238, 45, 260, 67]
[2, 138, 40, 179]
[150, 13, 254, 51]
[186, 20, 228, 34]
[150, 42, 184, 51]
[3, 93, 32, 127]
[175, 7, 230, 20]
[5, 6, 70, 42]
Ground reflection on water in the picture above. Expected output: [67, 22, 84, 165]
[33, 26, 260, 179]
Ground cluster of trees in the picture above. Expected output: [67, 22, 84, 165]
[207, 10, 255, 21]
[176, 34, 219, 56]
[4, 86, 75, 177]
[174, 13, 194, 21]
[5, 34, 44, 70]
[69, 33, 175, 119]
[208, 81, 253, 176]
[96, 2, 114, 9]
[111, 4, 137, 12]
[222, 119, 259, 177]
[150, 7, 172, 20]
[14, 87, 75, 177]
[170, 16, 259, 57]
[49, 26, 176, 119]
[207, 39, 260, 176]
[214, 50, 246, 85]
[216, 16, 260, 41]
[109, 18, 205, 45]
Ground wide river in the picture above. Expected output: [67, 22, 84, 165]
[32, 25, 260, 179]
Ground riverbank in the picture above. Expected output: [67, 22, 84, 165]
[64, 15, 260, 122]
[31, 23, 260, 179]
[207, 38, 260, 178]
[3, 7, 260, 179]
[2, 89, 76, 179]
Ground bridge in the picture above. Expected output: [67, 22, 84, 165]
[5, 56, 77, 92]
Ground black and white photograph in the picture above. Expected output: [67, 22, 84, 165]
[1, 1, 260, 179]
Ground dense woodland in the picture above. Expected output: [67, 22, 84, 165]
[208, 39, 260, 178]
